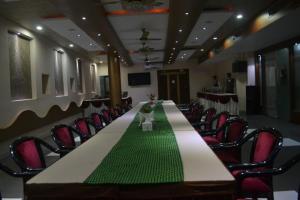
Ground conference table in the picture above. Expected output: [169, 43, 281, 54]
[25, 101, 235, 200]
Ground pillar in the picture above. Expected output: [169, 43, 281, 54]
[108, 51, 121, 107]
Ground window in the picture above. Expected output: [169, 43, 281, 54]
[8, 31, 32, 100]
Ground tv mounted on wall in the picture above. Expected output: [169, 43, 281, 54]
[128, 72, 151, 86]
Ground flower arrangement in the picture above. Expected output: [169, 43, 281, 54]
[141, 103, 153, 113]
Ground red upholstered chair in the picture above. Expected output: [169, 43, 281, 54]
[210, 118, 248, 163]
[101, 109, 113, 125]
[196, 111, 229, 144]
[182, 103, 204, 124]
[220, 128, 283, 199]
[90, 113, 105, 132]
[193, 107, 217, 131]
[234, 153, 300, 200]
[10, 137, 65, 181]
[110, 107, 121, 120]
[51, 124, 82, 153]
[74, 118, 93, 142]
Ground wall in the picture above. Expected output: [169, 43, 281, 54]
[210, 59, 247, 112]
[119, 61, 215, 105]
[0, 16, 95, 129]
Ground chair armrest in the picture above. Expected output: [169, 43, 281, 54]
[227, 161, 268, 171]
[210, 142, 238, 150]
[200, 130, 217, 136]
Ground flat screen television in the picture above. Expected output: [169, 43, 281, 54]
[128, 72, 151, 86]
[232, 60, 248, 73]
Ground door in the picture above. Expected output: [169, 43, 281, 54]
[157, 69, 190, 104]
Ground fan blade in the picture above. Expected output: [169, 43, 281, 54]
[140, 38, 162, 41]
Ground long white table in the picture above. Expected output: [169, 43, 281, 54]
[26, 101, 234, 200]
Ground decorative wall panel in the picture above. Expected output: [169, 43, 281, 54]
[90, 64, 96, 92]
[76, 58, 83, 93]
[54, 50, 64, 96]
[8, 33, 32, 100]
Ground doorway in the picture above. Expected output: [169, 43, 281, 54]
[157, 69, 190, 104]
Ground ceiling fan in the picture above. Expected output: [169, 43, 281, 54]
[102, 0, 164, 11]
[139, 28, 161, 41]
[134, 42, 155, 54]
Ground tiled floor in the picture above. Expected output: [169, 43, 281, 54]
[0, 115, 299, 199]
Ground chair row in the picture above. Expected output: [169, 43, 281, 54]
[0, 104, 132, 185]
[179, 102, 300, 200]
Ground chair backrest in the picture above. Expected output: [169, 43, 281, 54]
[10, 137, 46, 170]
[203, 108, 216, 130]
[101, 109, 112, 124]
[51, 125, 76, 150]
[224, 118, 248, 143]
[74, 118, 92, 140]
[91, 113, 104, 131]
[214, 111, 230, 141]
[250, 128, 283, 164]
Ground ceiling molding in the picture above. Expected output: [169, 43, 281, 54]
[48, 0, 133, 66]
[192, 0, 295, 64]
[163, 0, 207, 64]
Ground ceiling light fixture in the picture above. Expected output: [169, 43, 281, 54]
[173, 47, 176, 50]
[200, 49, 204, 52]
[213, 37, 218, 40]
[97, 33, 101, 37]
[100, 61, 103, 64]
[185, 12, 189, 15]
[89, 43, 93, 46]
[17, 32, 21, 35]
[36, 25, 43, 31]
[195, 36, 199, 40]
[69, 44, 74, 48]
[82, 16, 86, 20]
[236, 14, 243, 19]
[107, 44, 110, 47]
[76, 34, 81, 37]
[202, 27, 207, 30]
[175, 40, 178, 44]
[178, 29, 183, 33]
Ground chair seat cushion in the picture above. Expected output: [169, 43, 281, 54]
[203, 136, 219, 145]
[216, 151, 240, 164]
[240, 177, 271, 193]
[231, 170, 271, 193]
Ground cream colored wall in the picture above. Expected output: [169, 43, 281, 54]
[0, 16, 94, 128]
[119, 61, 215, 106]
[211, 59, 247, 112]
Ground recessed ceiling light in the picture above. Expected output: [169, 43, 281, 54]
[200, 49, 204, 52]
[89, 43, 93, 46]
[202, 27, 207, 30]
[185, 12, 189, 15]
[82, 16, 86, 20]
[118, 55, 121, 58]
[107, 44, 110, 47]
[183, 53, 186, 56]
[99, 60, 103, 64]
[173, 47, 176, 50]
[97, 33, 101, 37]
[76, 34, 81, 37]
[69, 44, 74, 48]
[171, 52, 174, 55]
[121, 59, 124, 62]
[195, 36, 199, 40]
[36, 25, 43, 31]
[213, 37, 218, 40]
[181, 56, 184, 59]
[175, 40, 178, 44]
[236, 14, 243, 19]
[17, 32, 21, 35]
[178, 29, 183, 33]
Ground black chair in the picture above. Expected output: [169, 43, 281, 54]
[74, 118, 94, 142]
[51, 124, 82, 154]
[198, 111, 230, 145]
[192, 107, 216, 131]
[10, 136, 66, 182]
[234, 153, 300, 200]
[90, 113, 105, 132]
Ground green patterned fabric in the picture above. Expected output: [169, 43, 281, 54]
[84, 103, 184, 184]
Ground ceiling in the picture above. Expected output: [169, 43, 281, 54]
[0, 0, 299, 66]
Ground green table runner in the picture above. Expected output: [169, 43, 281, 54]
[84, 103, 184, 184]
